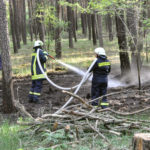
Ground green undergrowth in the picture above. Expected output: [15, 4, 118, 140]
[9, 38, 120, 77]
[0, 122, 23, 150]
[1, 111, 150, 150]
[9, 37, 150, 78]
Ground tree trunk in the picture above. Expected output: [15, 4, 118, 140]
[127, 6, 138, 68]
[81, 13, 87, 37]
[91, 13, 97, 45]
[9, 0, 18, 53]
[28, 0, 33, 41]
[72, 0, 77, 42]
[115, 10, 131, 77]
[87, 14, 92, 40]
[96, 15, 103, 47]
[67, 0, 73, 48]
[133, 133, 150, 150]
[55, 0, 62, 58]
[127, 5, 141, 89]
[12, 0, 20, 50]
[0, 0, 15, 113]
[148, 1, 150, 19]
[106, 13, 113, 41]
[21, 0, 27, 44]
[35, 0, 45, 42]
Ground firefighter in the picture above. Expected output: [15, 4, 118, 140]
[28, 40, 48, 103]
[90, 47, 111, 108]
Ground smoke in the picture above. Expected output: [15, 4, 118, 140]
[58, 61, 126, 88]
[121, 67, 150, 87]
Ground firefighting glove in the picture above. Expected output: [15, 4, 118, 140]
[43, 51, 49, 59]
[43, 51, 49, 56]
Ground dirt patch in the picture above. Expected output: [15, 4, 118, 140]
[13, 72, 91, 118]
[1, 71, 150, 118]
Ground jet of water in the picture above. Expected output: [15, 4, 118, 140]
[57, 60, 126, 88]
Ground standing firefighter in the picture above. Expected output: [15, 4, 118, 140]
[90, 47, 111, 108]
[28, 40, 48, 103]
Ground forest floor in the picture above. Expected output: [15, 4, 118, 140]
[1, 68, 150, 150]
[1, 68, 150, 119]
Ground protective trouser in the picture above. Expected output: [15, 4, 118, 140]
[91, 80, 109, 108]
[29, 79, 43, 102]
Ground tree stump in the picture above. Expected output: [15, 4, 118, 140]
[133, 133, 150, 150]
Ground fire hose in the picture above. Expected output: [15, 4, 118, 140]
[37, 49, 97, 114]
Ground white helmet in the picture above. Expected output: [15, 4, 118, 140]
[94, 47, 106, 56]
[34, 40, 43, 48]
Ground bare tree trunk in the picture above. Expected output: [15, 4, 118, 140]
[127, 7, 138, 69]
[21, 0, 27, 44]
[9, 0, 18, 53]
[106, 13, 113, 41]
[55, 0, 62, 58]
[115, 10, 131, 77]
[12, 0, 20, 50]
[67, 0, 73, 48]
[148, 1, 150, 19]
[0, 0, 15, 113]
[35, 0, 45, 42]
[127, 4, 141, 89]
[81, 13, 87, 37]
[97, 15, 103, 47]
[72, 0, 77, 42]
[143, 0, 147, 37]
[91, 13, 97, 45]
[87, 14, 92, 40]
[28, 0, 33, 41]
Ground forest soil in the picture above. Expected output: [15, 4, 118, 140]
[0, 70, 150, 119]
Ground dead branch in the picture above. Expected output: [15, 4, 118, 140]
[86, 118, 109, 143]
[13, 100, 34, 120]
[41, 113, 71, 119]
[62, 90, 93, 109]
[14, 85, 34, 120]
[98, 107, 150, 116]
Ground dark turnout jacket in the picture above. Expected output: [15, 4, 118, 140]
[90, 55, 111, 82]
[31, 48, 47, 80]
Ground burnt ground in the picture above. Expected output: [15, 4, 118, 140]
[1, 71, 150, 119]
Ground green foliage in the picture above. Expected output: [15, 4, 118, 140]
[41, 129, 73, 147]
[43, 5, 68, 30]
[0, 122, 23, 150]
[143, 19, 150, 29]
[59, 0, 141, 16]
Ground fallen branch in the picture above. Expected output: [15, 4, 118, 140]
[14, 100, 34, 120]
[86, 118, 109, 143]
[98, 107, 150, 116]
[62, 90, 93, 109]
[41, 113, 71, 119]
[14, 85, 34, 120]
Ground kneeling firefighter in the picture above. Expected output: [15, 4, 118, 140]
[90, 47, 111, 108]
[28, 40, 48, 103]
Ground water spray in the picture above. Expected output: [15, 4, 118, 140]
[37, 49, 95, 91]
[55, 58, 97, 114]
[37, 49, 125, 114]
[37, 49, 97, 114]
[37, 49, 78, 90]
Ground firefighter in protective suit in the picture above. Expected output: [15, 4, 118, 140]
[28, 40, 48, 103]
[90, 47, 111, 108]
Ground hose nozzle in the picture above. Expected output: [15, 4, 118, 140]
[48, 54, 55, 60]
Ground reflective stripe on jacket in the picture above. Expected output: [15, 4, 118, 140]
[31, 48, 47, 80]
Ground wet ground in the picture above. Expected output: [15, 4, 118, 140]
[1, 71, 150, 118]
